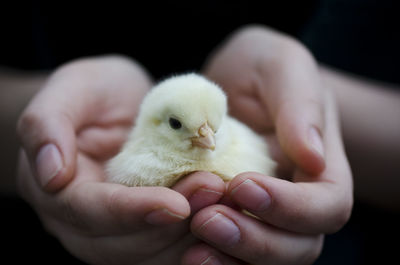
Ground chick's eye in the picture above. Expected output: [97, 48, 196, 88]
[169, 117, 182, 129]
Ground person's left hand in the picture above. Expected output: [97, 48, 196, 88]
[182, 26, 353, 265]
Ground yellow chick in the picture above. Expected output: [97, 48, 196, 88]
[106, 73, 276, 187]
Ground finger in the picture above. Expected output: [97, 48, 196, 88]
[191, 205, 323, 265]
[61, 184, 191, 235]
[226, 86, 274, 133]
[228, 148, 352, 234]
[182, 243, 244, 265]
[28, 154, 189, 236]
[172, 171, 225, 214]
[77, 125, 131, 161]
[226, 90, 352, 234]
[64, 160, 190, 234]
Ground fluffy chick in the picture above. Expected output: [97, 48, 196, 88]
[106, 73, 276, 187]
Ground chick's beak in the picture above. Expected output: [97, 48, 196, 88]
[191, 122, 216, 150]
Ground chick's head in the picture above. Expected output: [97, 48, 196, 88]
[136, 73, 227, 156]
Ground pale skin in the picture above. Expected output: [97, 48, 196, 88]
[15, 56, 219, 265]
[185, 26, 352, 264]
[2, 25, 398, 264]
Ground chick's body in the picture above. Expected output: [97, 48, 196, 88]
[107, 74, 275, 187]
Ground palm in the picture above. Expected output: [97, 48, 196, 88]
[70, 130, 196, 264]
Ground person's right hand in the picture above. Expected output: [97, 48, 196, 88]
[182, 26, 353, 265]
[16, 55, 226, 264]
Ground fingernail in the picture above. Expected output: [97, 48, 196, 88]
[200, 256, 222, 265]
[145, 208, 185, 225]
[189, 188, 223, 213]
[309, 127, 324, 159]
[35, 144, 63, 187]
[197, 213, 240, 247]
[231, 179, 271, 212]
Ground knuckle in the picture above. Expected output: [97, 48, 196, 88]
[222, 24, 319, 81]
[300, 235, 324, 265]
[322, 187, 353, 234]
[106, 188, 125, 217]
[311, 235, 324, 262]
[105, 188, 136, 229]
[331, 196, 353, 233]
[273, 43, 318, 82]
[231, 24, 270, 42]
[60, 189, 90, 231]
[272, 36, 316, 69]
[61, 194, 80, 226]
[16, 110, 39, 141]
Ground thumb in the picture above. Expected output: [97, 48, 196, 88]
[258, 43, 326, 176]
[16, 64, 87, 192]
[274, 99, 325, 177]
[17, 102, 77, 192]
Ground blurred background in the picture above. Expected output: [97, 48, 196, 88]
[1, 1, 399, 264]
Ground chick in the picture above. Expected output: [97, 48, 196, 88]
[106, 73, 276, 187]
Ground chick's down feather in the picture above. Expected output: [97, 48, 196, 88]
[106, 73, 276, 187]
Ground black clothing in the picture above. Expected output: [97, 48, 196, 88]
[302, 0, 400, 85]
[1, 1, 399, 264]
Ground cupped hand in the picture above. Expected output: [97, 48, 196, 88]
[17, 55, 151, 192]
[16, 56, 226, 264]
[182, 26, 353, 265]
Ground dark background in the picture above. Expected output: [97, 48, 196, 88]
[1, 1, 399, 264]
